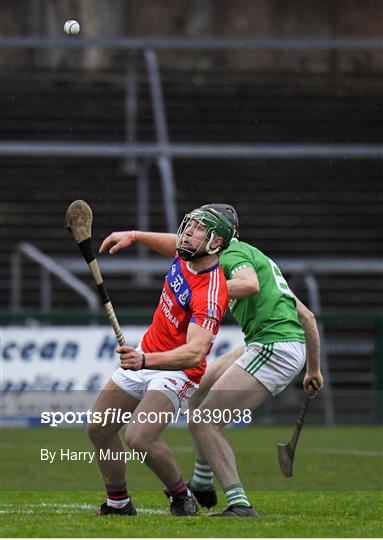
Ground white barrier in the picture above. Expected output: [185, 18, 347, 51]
[1, 326, 244, 425]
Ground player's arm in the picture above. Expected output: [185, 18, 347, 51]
[226, 266, 260, 299]
[99, 230, 177, 257]
[117, 323, 213, 371]
[295, 296, 324, 398]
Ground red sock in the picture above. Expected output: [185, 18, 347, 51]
[106, 483, 130, 508]
[167, 478, 187, 497]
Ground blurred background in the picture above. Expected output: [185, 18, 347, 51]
[1, 0, 382, 426]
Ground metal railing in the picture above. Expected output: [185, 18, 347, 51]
[125, 48, 177, 237]
[0, 36, 382, 50]
[10, 243, 99, 313]
[1, 141, 382, 159]
[1, 35, 382, 163]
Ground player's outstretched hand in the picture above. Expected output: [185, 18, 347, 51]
[117, 346, 144, 371]
[303, 372, 324, 399]
[99, 231, 135, 255]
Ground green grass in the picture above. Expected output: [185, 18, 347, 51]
[1, 426, 382, 537]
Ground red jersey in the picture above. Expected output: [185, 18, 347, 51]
[141, 255, 228, 383]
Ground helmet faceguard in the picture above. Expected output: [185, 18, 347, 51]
[176, 208, 235, 261]
[200, 203, 239, 238]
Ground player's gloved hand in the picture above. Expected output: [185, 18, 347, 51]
[99, 230, 136, 255]
[117, 346, 145, 371]
[303, 372, 323, 399]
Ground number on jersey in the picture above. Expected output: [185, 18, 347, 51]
[269, 259, 294, 298]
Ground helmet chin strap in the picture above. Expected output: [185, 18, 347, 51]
[178, 231, 222, 260]
[205, 232, 222, 255]
[192, 232, 222, 258]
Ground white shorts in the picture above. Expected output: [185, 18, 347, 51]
[235, 341, 306, 396]
[112, 366, 198, 412]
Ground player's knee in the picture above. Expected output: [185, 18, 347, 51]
[86, 419, 109, 443]
[125, 430, 150, 453]
[189, 415, 215, 436]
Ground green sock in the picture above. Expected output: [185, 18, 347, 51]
[190, 459, 214, 491]
[224, 483, 251, 508]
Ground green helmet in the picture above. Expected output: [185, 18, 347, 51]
[176, 207, 235, 261]
[201, 203, 239, 238]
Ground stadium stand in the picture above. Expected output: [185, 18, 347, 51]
[1, 70, 382, 315]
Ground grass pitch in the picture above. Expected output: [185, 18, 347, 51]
[1, 426, 382, 537]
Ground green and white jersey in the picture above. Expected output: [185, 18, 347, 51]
[219, 239, 305, 345]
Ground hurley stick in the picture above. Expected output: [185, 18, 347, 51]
[65, 200, 125, 346]
[277, 380, 319, 477]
